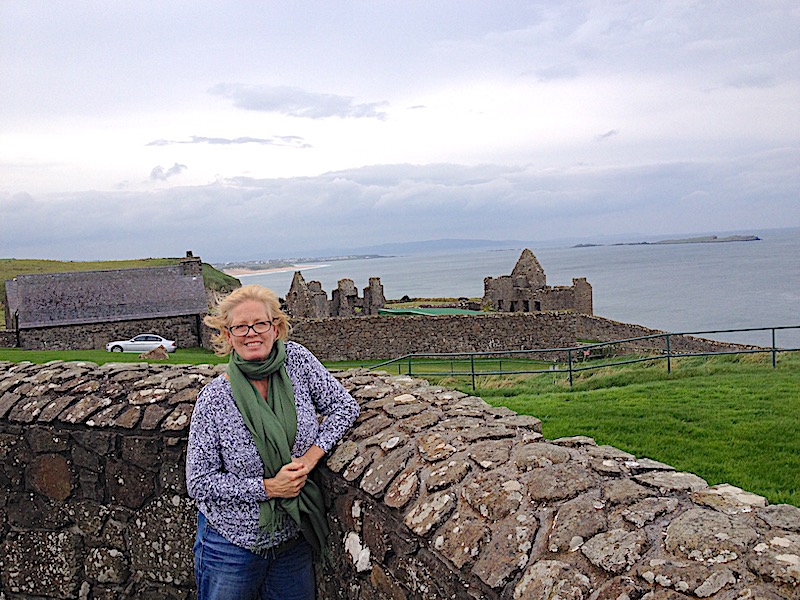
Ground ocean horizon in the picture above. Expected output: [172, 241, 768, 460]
[238, 227, 800, 349]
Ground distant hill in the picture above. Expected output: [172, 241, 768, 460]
[350, 238, 534, 255]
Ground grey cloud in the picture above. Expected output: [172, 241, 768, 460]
[724, 72, 778, 89]
[595, 130, 619, 142]
[533, 63, 579, 81]
[3, 150, 797, 262]
[208, 83, 389, 120]
[150, 163, 187, 181]
[498, 3, 799, 89]
[146, 136, 311, 148]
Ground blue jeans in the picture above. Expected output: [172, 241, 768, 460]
[193, 512, 315, 600]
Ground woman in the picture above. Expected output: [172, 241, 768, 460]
[186, 284, 359, 600]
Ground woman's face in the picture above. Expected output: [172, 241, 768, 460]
[225, 299, 279, 361]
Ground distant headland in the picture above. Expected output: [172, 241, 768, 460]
[573, 234, 761, 248]
[217, 254, 389, 276]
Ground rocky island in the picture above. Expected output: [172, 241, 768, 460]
[574, 235, 761, 248]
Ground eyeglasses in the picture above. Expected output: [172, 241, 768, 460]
[226, 319, 277, 337]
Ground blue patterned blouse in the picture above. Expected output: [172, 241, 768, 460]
[186, 341, 359, 550]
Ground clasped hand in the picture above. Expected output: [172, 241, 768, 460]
[263, 461, 309, 499]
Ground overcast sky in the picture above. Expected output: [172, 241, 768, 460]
[1, 1, 798, 262]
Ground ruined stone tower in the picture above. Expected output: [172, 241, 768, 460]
[482, 249, 592, 315]
[285, 272, 385, 318]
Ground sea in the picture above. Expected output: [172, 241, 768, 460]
[238, 228, 800, 349]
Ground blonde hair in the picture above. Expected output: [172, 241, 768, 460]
[204, 285, 291, 356]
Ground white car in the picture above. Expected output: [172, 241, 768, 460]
[106, 334, 177, 353]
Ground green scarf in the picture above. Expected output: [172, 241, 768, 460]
[227, 340, 329, 556]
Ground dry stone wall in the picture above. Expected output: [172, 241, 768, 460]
[290, 312, 579, 361]
[14, 315, 204, 352]
[0, 360, 797, 599]
[0, 332, 15, 350]
[576, 315, 757, 354]
[1, 307, 750, 361]
[290, 313, 749, 362]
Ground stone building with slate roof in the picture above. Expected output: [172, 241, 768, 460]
[4, 254, 209, 350]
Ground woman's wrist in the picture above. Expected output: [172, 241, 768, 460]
[300, 445, 325, 470]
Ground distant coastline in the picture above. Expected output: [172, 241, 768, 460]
[217, 254, 389, 277]
[223, 264, 326, 276]
[573, 234, 761, 248]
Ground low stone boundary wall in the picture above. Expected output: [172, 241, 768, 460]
[289, 312, 579, 361]
[0, 360, 797, 599]
[289, 312, 749, 362]
[0, 331, 16, 349]
[1, 311, 749, 358]
[577, 315, 756, 354]
[16, 315, 205, 351]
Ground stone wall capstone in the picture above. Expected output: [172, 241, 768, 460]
[0, 360, 796, 599]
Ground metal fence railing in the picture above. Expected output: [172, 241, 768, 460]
[369, 325, 800, 390]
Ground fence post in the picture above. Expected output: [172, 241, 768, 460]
[666, 335, 671, 374]
[470, 354, 476, 391]
[772, 328, 777, 368]
[568, 349, 574, 389]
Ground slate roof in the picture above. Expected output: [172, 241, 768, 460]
[5, 265, 208, 329]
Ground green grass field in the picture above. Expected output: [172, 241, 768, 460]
[1, 348, 797, 506]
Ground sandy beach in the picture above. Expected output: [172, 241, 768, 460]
[223, 264, 326, 277]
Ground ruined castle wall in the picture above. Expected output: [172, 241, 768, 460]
[15, 315, 204, 351]
[572, 278, 593, 315]
[362, 278, 385, 316]
[537, 287, 579, 312]
[535, 281, 593, 315]
[0, 361, 796, 599]
[289, 313, 578, 361]
[286, 273, 385, 319]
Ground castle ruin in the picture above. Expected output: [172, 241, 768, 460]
[285, 271, 385, 318]
[482, 248, 593, 314]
